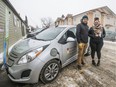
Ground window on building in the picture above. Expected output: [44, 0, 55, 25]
[106, 26, 109, 29]
[95, 14, 99, 17]
[13, 15, 17, 26]
[73, 17, 76, 25]
[114, 21, 116, 25]
[64, 20, 67, 25]
[21, 24, 25, 36]
[107, 15, 110, 20]
[68, 18, 72, 25]
[17, 19, 20, 28]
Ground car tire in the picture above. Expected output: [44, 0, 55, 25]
[40, 59, 61, 83]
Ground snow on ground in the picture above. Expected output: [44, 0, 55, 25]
[104, 41, 116, 52]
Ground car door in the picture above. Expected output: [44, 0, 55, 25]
[58, 27, 77, 65]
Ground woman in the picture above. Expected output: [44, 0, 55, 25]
[88, 17, 106, 66]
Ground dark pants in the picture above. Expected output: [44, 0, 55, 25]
[90, 41, 103, 59]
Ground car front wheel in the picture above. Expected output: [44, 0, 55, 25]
[40, 60, 60, 83]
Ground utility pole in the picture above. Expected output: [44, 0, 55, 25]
[3, 7, 10, 68]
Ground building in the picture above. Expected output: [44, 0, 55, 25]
[55, 6, 116, 32]
[0, 0, 28, 53]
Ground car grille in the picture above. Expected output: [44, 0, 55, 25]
[7, 58, 14, 67]
[9, 52, 18, 58]
[7, 51, 18, 66]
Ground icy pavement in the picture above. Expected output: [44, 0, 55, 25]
[37, 41, 116, 87]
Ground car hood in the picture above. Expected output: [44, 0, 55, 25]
[12, 38, 51, 54]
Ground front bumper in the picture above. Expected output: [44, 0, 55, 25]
[8, 74, 30, 82]
[6, 59, 45, 83]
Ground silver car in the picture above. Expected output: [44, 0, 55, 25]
[6, 25, 78, 84]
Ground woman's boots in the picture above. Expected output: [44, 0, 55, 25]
[92, 59, 100, 66]
[92, 60, 96, 66]
[97, 59, 100, 66]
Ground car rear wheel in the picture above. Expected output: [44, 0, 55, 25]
[40, 60, 60, 83]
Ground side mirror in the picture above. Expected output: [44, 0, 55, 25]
[67, 37, 75, 42]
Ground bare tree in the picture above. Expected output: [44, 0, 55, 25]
[41, 17, 53, 29]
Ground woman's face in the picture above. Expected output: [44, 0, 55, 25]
[94, 20, 100, 26]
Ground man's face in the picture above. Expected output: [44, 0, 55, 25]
[94, 20, 100, 26]
[82, 18, 88, 24]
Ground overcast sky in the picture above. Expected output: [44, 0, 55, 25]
[9, 0, 116, 28]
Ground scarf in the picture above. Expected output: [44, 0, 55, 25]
[93, 24, 103, 37]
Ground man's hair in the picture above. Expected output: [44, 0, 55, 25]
[94, 17, 99, 21]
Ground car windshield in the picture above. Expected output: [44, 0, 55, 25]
[35, 27, 65, 41]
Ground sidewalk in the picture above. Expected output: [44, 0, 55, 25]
[104, 41, 116, 51]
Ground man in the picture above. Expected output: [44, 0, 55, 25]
[88, 17, 106, 66]
[76, 15, 89, 70]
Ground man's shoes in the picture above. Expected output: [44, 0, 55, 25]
[92, 60, 96, 66]
[77, 65, 82, 70]
[97, 60, 100, 66]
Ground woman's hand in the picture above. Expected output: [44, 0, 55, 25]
[95, 34, 99, 37]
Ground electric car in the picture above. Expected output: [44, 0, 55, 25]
[6, 25, 87, 84]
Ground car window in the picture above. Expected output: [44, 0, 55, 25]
[67, 27, 76, 38]
[58, 27, 76, 44]
[68, 27, 76, 37]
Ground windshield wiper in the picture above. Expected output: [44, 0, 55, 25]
[32, 36, 48, 41]
[34, 37, 46, 41]
[36, 39, 46, 41]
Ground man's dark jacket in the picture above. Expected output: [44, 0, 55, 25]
[76, 23, 89, 43]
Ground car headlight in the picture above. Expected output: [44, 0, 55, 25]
[18, 47, 43, 64]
